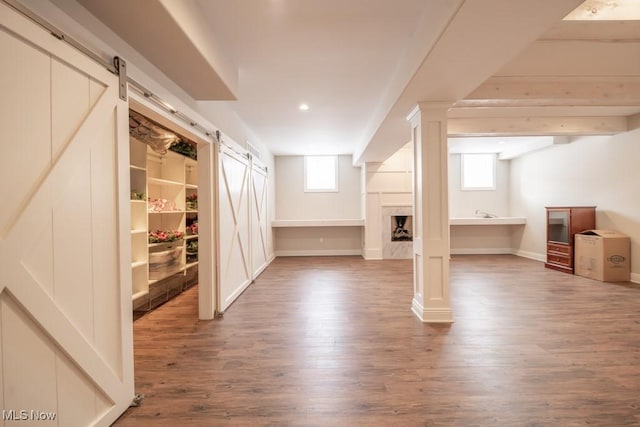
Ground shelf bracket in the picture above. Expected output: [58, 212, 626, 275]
[114, 56, 128, 101]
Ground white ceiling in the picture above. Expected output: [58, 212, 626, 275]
[193, 0, 447, 156]
[69, 0, 640, 163]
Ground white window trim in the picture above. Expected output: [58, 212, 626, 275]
[460, 153, 496, 191]
[304, 155, 339, 193]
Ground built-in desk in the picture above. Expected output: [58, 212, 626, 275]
[272, 218, 525, 227]
[271, 219, 364, 256]
[449, 217, 527, 255]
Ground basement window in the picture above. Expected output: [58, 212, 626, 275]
[304, 156, 338, 192]
[461, 153, 496, 191]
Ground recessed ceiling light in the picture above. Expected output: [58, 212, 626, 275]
[299, 103, 310, 111]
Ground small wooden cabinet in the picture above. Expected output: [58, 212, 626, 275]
[545, 206, 596, 274]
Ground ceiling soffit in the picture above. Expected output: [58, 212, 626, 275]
[77, 0, 238, 100]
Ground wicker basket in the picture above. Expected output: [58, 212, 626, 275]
[149, 244, 183, 279]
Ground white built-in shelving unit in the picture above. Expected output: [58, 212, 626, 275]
[129, 136, 199, 312]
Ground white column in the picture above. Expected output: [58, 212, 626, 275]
[407, 102, 453, 323]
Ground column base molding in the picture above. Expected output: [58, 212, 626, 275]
[411, 297, 454, 323]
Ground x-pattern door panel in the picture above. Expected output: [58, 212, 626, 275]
[251, 165, 269, 278]
[218, 146, 251, 311]
[0, 4, 133, 426]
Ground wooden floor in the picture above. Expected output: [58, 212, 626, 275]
[115, 255, 640, 426]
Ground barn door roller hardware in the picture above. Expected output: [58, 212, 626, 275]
[113, 56, 127, 101]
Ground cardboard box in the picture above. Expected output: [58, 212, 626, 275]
[575, 230, 630, 282]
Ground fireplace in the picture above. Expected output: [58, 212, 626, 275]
[382, 206, 413, 259]
[391, 215, 413, 242]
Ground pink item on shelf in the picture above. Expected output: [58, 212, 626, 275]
[188, 222, 198, 235]
[147, 198, 179, 212]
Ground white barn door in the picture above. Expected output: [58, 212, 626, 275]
[0, 4, 133, 426]
[218, 145, 251, 311]
[251, 163, 269, 279]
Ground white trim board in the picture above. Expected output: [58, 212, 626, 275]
[450, 248, 514, 255]
[363, 248, 383, 260]
[275, 249, 363, 257]
[272, 219, 364, 227]
[253, 254, 276, 280]
[514, 250, 546, 263]
[450, 217, 526, 225]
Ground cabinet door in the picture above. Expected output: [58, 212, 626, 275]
[0, 4, 133, 425]
[547, 209, 570, 244]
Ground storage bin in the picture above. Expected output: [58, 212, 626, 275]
[149, 244, 183, 280]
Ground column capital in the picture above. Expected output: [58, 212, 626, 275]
[406, 101, 454, 123]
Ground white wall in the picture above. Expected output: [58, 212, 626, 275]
[274, 155, 362, 255]
[448, 153, 517, 254]
[275, 155, 361, 219]
[510, 129, 640, 282]
[448, 153, 510, 217]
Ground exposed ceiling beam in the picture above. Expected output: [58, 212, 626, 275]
[448, 116, 628, 137]
[494, 40, 640, 77]
[628, 113, 640, 130]
[540, 20, 640, 41]
[458, 76, 640, 108]
[449, 105, 640, 118]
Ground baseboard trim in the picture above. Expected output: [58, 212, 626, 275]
[275, 249, 362, 257]
[514, 249, 546, 263]
[221, 279, 252, 312]
[252, 254, 276, 279]
[450, 248, 514, 255]
[512, 252, 638, 283]
[411, 298, 454, 323]
[363, 248, 383, 260]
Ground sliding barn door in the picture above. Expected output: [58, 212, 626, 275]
[218, 145, 251, 311]
[251, 163, 269, 279]
[0, 4, 133, 426]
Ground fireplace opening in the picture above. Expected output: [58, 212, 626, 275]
[391, 215, 413, 242]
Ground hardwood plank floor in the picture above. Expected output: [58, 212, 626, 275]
[115, 255, 640, 426]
